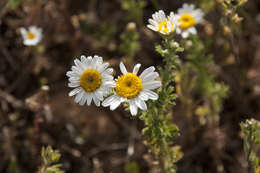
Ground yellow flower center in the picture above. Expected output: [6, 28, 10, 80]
[256, 167, 260, 173]
[116, 73, 143, 99]
[158, 21, 169, 33]
[27, 32, 36, 40]
[158, 20, 175, 34]
[80, 69, 102, 92]
[178, 14, 196, 30]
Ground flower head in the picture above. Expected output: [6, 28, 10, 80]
[147, 10, 179, 35]
[126, 22, 137, 31]
[176, 3, 204, 38]
[102, 62, 161, 116]
[20, 26, 42, 46]
[67, 55, 115, 106]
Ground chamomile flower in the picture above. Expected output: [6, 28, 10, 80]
[67, 55, 115, 106]
[176, 3, 204, 38]
[102, 62, 161, 116]
[20, 26, 42, 46]
[147, 10, 179, 35]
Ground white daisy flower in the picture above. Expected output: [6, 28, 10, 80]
[66, 55, 115, 106]
[102, 62, 161, 116]
[176, 3, 204, 38]
[147, 10, 179, 35]
[20, 26, 42, 46]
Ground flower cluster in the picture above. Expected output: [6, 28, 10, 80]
[67, 55, 161, 116]
[147, 3, 204, 38]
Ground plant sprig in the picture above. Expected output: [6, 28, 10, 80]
[140, 35, 184, 173]
[241, 119, 260, 173]
[38, 146, 65, 173]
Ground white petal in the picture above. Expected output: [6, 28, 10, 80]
[176, 28, 182, 34]
[135, 98, 147, 110]
[120, 62, 127, 75]
[102, 81, 116, 88]
[143, 81, 161, 90]
[24, 39, 39, 46]
[148, 19, 157, 26]
[20, 28, 27, 38]
[147, 25, 158, 32]
[138, 91, 149, 101]
[79, 93, 88, 105]
[74, 90, 84, 103]
[93, 55, 103, 68]
[102, 74, 113, 81]
[120, 97, 127, 102]
[96, 56, 103, 66]
[84, 56, 92, 68]
[167, 22, 172, 33]
[66, 71, 78, 77]
[69, 78, 80, 83]
[93, 95, 100, 107]
[140, 66, 155, 79]
[183, 3, 189, 9]
[102, 95, 116, 107]
[152, 13, 158, 22]
[94, 90, 104, 101]
[110, 95, 122, 110]
[193, 9, 204, 23]
[29, 26, 38, 32]
[159, 10, 166, 21]
[69, 76, 80, 80]
[153, 12, 160, 22]
[80, 55, 87, 62]
[98, 86, 111, 96]
[98, 62, 109, 73]
[129, 100, 138, 116]
[142, 89, 158, 100]
[181, 31, 189, 38]
[104, 68, 113, 75]
[68, 82, 80, 88]
[141, 72, 159, 82]
[188, 27, 197, 34]
[86, 93, 93, 106]
[91, 56, 98, 68]
[133, 63, 141, 75]
[74, 59, 86, 71]
[72, 66, 82, 75]
[189, 4, 195, 10]
[69, 87, 81, 96]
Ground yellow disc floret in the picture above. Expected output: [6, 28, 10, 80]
[116, 73, 143, 99]
[80, 69, 102, 92]
[178, 14, 196, 30]
[158, 21, 170, 33]
[27, 32, 36, 40]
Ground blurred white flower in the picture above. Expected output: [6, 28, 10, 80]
[147, 10, 179, 35]
[20, 26, 42, 46]
[176, 3, 204, 38]
[102, 62, 161, 116]
[126, 22, 137, 31]
[67, 55, 115, 106]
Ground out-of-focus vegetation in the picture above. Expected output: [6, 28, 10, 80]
[0, 0, 260, 172]
[241, 119, 260, 173]
[38, 146, 64, 173]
